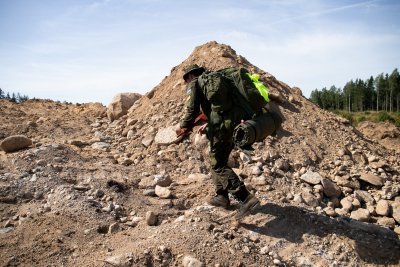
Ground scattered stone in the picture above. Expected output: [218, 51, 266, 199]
[335, 176, 360, 189]
[323, 207, 336, 217]
[251, 166, 262, 176]
[338, 148, 350, 157]
[300, 170, 322, 185]
[155, 185, 172, 199]
[321, 178, 342, 198]
[139, 177, 156, 188]
[352, 151, 368, 165]
[394, 226, 400, 235]
[119, 158, 133, 166]
[109, 222, 120, 234]
[370, 161, 386, 169]
[252, 176, 268, 186]
[73, 185, 90, 191]
[340, 197, 353, 212]
[392, 202, 400, 224]
[154, 174, 172, 187]
[377, 217, 396, 228]
[0, 135, 32, 153]
[301, 191, 320, 207]
[142, 135, 154, 147]
[182, 255, 204, 267]
[274, 159, 289, 171]
[375, 199, 390, 216]
[368, 155, 378, 163]
[239, 152, 252, 163]
[91, 142, 111, 150]
[259, 246, 269, 255]
[354, 190, 374, 204]
[69, 140, 88, 147]
[350, 208, 370, 222]
[104, 255, 129, 267]
[143, 189, 156, 196]
[359, 172, 384, 186]
[146, 211, 157, 226]
[95, 189, 105, 198]
[0, 227, 15, 234]
[335, 208, 348, 216]
[154, 125, 182, 145]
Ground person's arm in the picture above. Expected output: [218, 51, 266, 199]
[180, 79, 201, 129]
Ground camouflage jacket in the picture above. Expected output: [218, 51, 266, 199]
[180, 78, 211, 129]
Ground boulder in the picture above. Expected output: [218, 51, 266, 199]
[358, 172, 384, 186]
[107, 93, 141, 121]
[350, 208, 370, 222]
[300, 170, 322, 185]
[392, 202, 400, 224]
[0, 135, 32, 152]
[155, 185, 172, 199]
[375, 199, 390, 216]
[154, 174, 172, 187]
[146, 211, 157, 226]
[321, 178, 342, 198]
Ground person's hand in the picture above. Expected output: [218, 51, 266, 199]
[197, 123, 208, 135]
[176, 127, 191, 137]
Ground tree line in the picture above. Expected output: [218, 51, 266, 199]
[0, 88, 29, 103]
[310, 68, 400, 112]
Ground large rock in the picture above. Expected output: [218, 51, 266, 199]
[0, 135, 32, 152]
[107, 93, 141, 121]
[354, 190, 374, 204]
[350, 208, 370, 222]
[301, 190, 320, 207]
[321, 178, 342, 198]
[154, 174, 172, 187]
[154, 125, 182, 145]
[392, 202, 400, 224]
[375, 199, 390, 216]
[300, 170, 322, 185]
[155, 185, 172, 199]
[358, 172, 384, 186]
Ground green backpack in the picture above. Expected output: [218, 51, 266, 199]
[198, 67, 268, 119]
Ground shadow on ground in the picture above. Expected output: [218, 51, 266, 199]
[241, 203, 400, 265]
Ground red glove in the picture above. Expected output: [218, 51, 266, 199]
[194, 113, 208, 125]
[176, 127, 191, 137]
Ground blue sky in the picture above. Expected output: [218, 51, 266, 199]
[0, 0, 399, 105]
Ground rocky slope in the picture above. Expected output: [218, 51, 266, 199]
[0, 41, 399, 267]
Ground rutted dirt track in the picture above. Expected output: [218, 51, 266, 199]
[0, 42, 399, 267]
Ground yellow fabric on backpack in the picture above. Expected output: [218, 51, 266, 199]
[246, 73, 269, 103]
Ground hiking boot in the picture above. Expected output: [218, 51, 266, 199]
[207, 195, 230, 209]
[235, 194, 260, 220]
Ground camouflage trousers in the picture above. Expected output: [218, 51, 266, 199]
[209, 124, 246, 198]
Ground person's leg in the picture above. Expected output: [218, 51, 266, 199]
[209, 127, 249, 203]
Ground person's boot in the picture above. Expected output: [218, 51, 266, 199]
[235, 194, 260, 220]
[206, 195, 230, 209]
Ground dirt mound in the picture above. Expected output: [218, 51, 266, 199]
[1, 41, 399, 266]
[357, 121, 400, 152]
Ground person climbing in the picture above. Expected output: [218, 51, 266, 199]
[176, 64, 260, 219]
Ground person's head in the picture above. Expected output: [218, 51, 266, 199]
[183, 64, 205, 83]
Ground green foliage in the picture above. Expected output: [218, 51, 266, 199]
[357, 116, 367, 124]
[378, 112, 395, 123]
[309, 68, 400, 113]
[333, 110, 400, 127]
[0, 88, 29, 103]
[334, 110, 354, 124]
